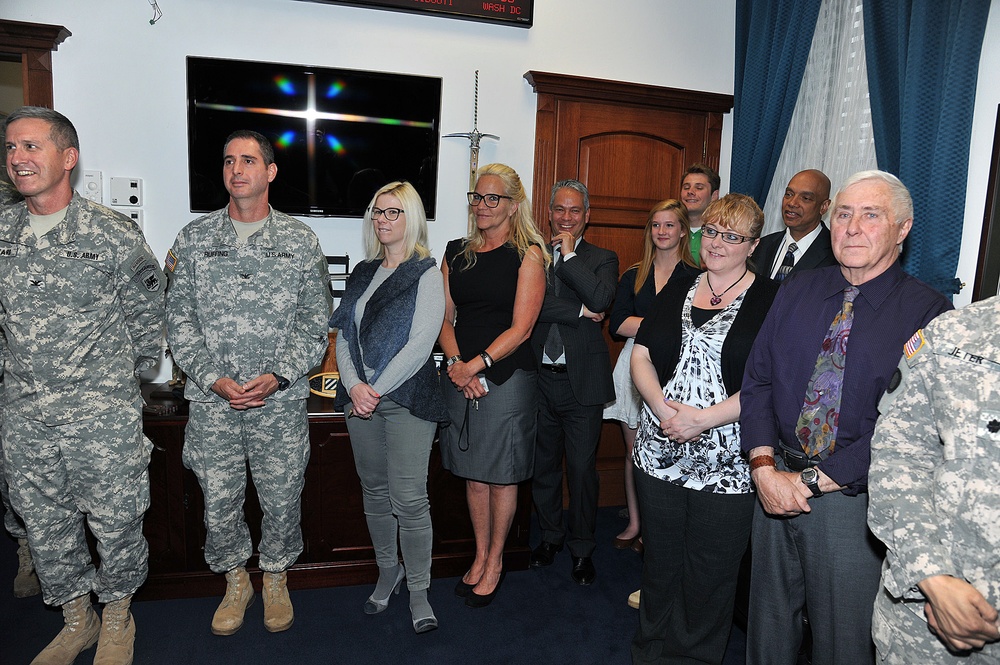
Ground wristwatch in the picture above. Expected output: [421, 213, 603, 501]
[800, 467, 823, 498]
[272, 373, 290, 391]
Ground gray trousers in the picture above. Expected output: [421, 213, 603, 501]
[3, 410, 150, 605]
[747, 488, 884, 665]
[184, 399, 310, 574]
[533, 369, 602, 557]
[346, 398, 436, 590]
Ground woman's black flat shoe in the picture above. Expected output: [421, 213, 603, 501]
[465, 572, 505, 608]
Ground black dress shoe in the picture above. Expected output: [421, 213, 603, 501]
[465, 572, 505, 608]
[454, 576, 477, 598]
[529, 541, 563, 568]
[571, 556, 596, 585]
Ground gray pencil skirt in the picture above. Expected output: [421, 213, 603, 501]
[439, 368, 537, 485]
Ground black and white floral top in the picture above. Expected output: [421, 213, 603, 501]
[634, 276, 752, 494]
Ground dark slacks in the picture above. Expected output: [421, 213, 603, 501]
[532, 369, 602, 557]
[632, 466, 755, 665]
[747, 485, 884, 665]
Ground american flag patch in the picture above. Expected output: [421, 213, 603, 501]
[164, 250, 177, 272]
[904, 329, 925, 359]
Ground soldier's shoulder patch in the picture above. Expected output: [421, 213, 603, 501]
[878, 358, 911, 414]
[904, 330, 926, 360]
[165, 249, 178, 272]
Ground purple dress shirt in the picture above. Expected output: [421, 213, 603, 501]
[740, 263, 952, 494]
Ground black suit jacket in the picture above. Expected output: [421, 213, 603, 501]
[752, 224, 838, 280]
[531, 239, 618, 406]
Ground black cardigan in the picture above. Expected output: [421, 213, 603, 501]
[634, 272, 779, 395]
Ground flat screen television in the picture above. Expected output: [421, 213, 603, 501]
[186, 56, 442, 218]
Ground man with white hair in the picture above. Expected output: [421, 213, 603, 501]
[740, 171, 953, 664]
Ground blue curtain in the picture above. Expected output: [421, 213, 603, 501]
[730, 0, 823, 205]
[864, 0, 991, 295]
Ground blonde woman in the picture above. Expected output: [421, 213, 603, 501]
[438, 164, 547, 608]
[330, 181, 447, 633]
[605, 200, 698, 552]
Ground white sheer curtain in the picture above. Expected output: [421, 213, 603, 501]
[761, 0, 879, 235]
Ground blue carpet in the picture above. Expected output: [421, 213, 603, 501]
[1, 507, 746, 664]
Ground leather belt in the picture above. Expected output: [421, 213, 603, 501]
[542, 364, 568, 373]
[777, 445, 823, 471]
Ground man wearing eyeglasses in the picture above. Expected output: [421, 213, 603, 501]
[740, 171, 952, 664]
[753, 169, 837, 282]
[529, 179, 618, 585]
[165, 130, 331, 637]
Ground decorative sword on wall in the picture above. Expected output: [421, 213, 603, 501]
[444, 70, 500, 190]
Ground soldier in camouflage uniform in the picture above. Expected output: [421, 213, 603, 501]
[0, 106, 166, 665]
[868, 295, 1000, 663]
[0, 167, 39, 598]
[165, 130, 330, 637]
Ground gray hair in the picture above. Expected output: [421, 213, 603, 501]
[834, 170, 913, 224]
[3, 106, 80, 152]
[549, 179, 590, 210]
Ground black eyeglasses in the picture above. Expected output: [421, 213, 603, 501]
[702, 226, 757, 245]
[467, 192, 513, 208]
[371, 207, 404, 221]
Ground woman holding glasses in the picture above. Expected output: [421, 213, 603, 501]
[438, 164, 547, 608]
[629, 194, 778, 664]
[330, 181, 447, 633]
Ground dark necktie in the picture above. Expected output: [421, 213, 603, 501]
[775, 242, 797, 282]
[795, 286, 859, 458]
[544, 253, 564, 360]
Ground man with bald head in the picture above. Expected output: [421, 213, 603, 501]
[753, 169, 837, 282]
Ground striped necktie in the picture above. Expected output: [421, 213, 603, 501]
[775, 242, 797, 282]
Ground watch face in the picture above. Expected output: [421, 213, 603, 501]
[801, 468, 818, 483]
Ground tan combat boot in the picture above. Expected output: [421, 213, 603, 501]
[30, 594, 101, 665]
[262, 570, 294, 632]
[14, 537, 41, 597]
[211, 567, 254, 636]
[94, 595, 135, 665]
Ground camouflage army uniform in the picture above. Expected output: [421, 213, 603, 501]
[869, 295, 1000, 664]
[165, 206, 330, 574]
[0, 193, 166, 606]
[0, 170, 25, 539]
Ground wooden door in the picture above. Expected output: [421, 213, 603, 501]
[525, 71, 732, 507]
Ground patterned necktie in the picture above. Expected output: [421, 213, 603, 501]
[544, 252, 564, 360]
[796, 286, 859, 458]
[775, 242, 797, 282]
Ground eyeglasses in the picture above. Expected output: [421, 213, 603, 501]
[702, 225, 757, 245]
[371, 207, 404, 221]
[467, 192, 513, 208]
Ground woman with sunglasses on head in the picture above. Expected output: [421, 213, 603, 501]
[629, 194, 779, 664]
[330, 181, 448, 634]
[438, 164, 547, 608]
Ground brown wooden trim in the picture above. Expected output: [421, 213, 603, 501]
[0, 19, 71, 109]
[524, 70, 733, 114]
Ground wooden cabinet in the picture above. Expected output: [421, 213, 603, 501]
[138, 389, 530, 600]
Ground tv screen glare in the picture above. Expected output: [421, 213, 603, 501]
[186, 56, 442, 218]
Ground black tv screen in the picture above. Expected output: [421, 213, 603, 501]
[186, 56, 441, 218]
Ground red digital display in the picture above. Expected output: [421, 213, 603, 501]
[292, 0, 533, 28]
